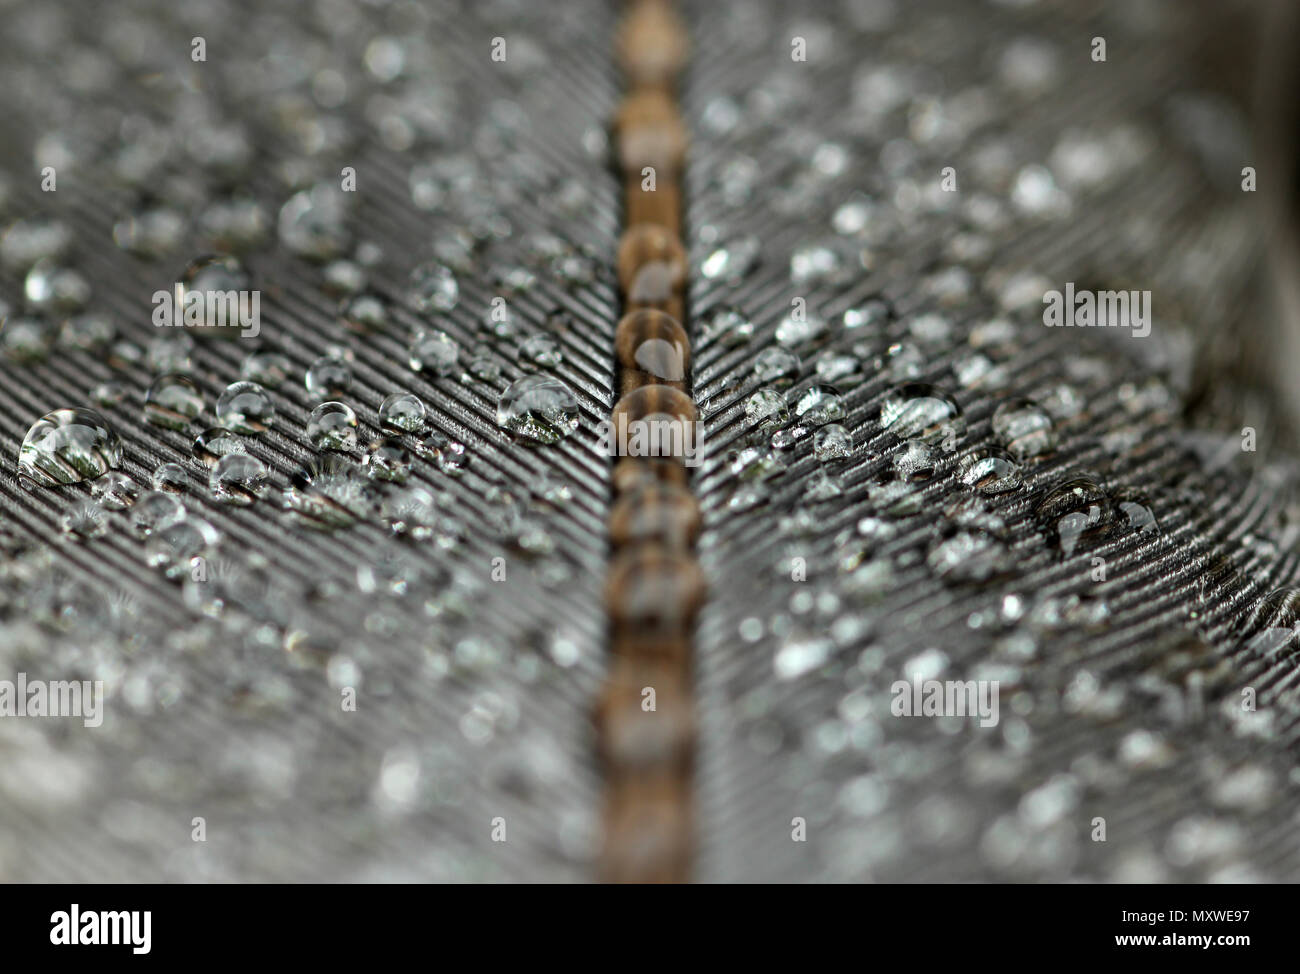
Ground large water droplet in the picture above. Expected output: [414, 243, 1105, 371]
[17, 407, 123, 487]
[496, 375, 579, 444]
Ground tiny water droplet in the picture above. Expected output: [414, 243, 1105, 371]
[958, 447, 1022, 494]
[146, 518, 220, 579]
[1034, 472, 1113, 557]
[408, 261, 459, 312]
[519, 333, 563, 368]
[813, 424, 853, 461]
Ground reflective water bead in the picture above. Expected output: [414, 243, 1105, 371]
[144, 374, 204, 430]
[306, 402, 360, 451]
[215, 381, 275, 433]
[17, 408, 123, 487]
[496, 375, 579, 444]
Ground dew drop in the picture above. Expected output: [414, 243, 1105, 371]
[958, 447, 1022, 494]
[305, 352, 353, 400]
[146, 518, 220, 579]
[240, 351, 292, 387]
[362, 438, 413, 483]
[813, 424, 854, 462]
[519, 333, 563, 368]
[61, 501, 110, 541]
[408, 261, 459, 313]
[1034, 472, 1113, 557]
[152, 462, 189, 493]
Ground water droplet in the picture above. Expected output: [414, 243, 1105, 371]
[2, 316, 54, 362]
[130, 491, 186, 538]
[146, 333, 195, 374]
[210, 453, 268, 506]
[278, 184, 351, 261]
[815, 352, 862, 387]
[146, 518, 220, 579]
[789, 384, 845, 426]
[1113, 487, 1159, 536]
[1034, 472, 1113, 557]
[776, 311, 828, 348]
[408, 328, 460, 375]
[61, 501, 110, 541]
[17, 408, 123, 486]
[958, 448, 1022, 494]
[144, 374, 205, 430]
[893, 440, 936, 480]
[381, 485, 439, 539]
[744, 388, 790, 428]
[813, 424, 853, 461]
[519, 334, 563, 368]
[929, 531, 1010, 583]
[90, 471, 140, 510]
[152, 462, 189, 493]
[240, 351, 292, 387]
[700, 236, 759, 282]
[878, 383, 964, 442]
[178, 255, 251, 331]
[992, 398, 1056, 461]
[408, 261, 459, 312]
[192, 427, 247, 467]
[842, 298, 891, 330]
[363, 438, 412, 482]
[340, 291, 389, 333]
[753, 347, 801, 386]
[378, 392, 427, 434]
[700, 306, 754, 346]
[496, 375, 579, 444]
[414, 431, 467, 474]
[283, 455, 375, 531]
[306, 402, 359, 451]
[305, 352, 353, 399]
[24, 260, 89, 312]
[91, 381, 127, 407]
[464, 355, 501, 383]
[215, 381, 275, 433]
